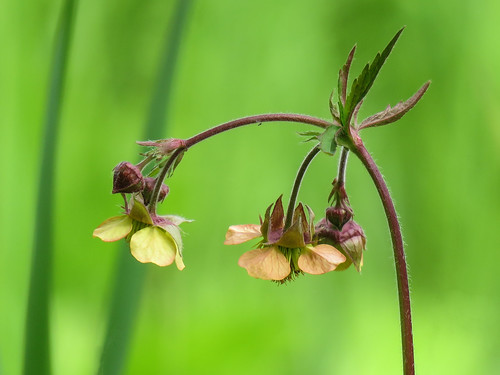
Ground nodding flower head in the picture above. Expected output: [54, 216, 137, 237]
[93, 196, 192, 269]
[315, 216, 366, 272]
[224, 196, 346, 283]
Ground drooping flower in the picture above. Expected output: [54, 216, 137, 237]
[317, 179, 367, 271]
[93, 197, 191, 269]
[224, 196, 346, 282]
[315, 217, 366, 272]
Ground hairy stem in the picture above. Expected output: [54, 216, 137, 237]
[284, 146, 321, 229]
[351, 137, 414, 375]
[337, 147, 349, 186]
[149, 114, 334, 213]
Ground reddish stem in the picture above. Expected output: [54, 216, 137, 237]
[351, 135, 414, 375]
[148, 113, 334, 214]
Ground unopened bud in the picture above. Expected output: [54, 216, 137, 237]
[142, 177, 170, 205]
[112, 162, 144, 194]
[326, 206, 353, 229]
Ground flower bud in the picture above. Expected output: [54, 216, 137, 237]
[141, 177, 170, 205]
[326, 205, 353, 230]
[112, 162, 144, 194]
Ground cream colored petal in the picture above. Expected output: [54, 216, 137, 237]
[130, 226, 176, 266]
[298, 245, 346, 275]
[93, 215, 133, 242]
[224, 224, 262, 245]
[161, 224, 182, 256]
[238, 246, 290, 280]
[175, 251, 185, 271]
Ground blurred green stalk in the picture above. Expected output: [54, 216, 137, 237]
[23, 1, 76, 374]
[97, 1, 193, 374]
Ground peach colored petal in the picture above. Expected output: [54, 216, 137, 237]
[298, 244, 346, 275]
[93, 215, 133, 242]
[130, 226, 176, 266]
[224, 224, 262, 245]
[238, 247, 290, 280]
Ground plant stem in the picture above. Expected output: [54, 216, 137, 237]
[337, 147, 349, 186]
[284, 146, 321, 229]
[351, 137, 414, 375]
[185, 113, 332, 147]
[149, 114, 334, 213]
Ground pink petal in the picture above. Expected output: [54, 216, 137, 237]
[224, 224, 262, 245]
[238, 247, 290, 280]
[298, 244, 346, 275]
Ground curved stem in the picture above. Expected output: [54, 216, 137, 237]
[184, 113, 332, 148]
[148, 114, 335, 213]
[284, 146, 321, 230]
[351, 138, 414, 375]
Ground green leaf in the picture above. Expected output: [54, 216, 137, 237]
[24, 1, 76, 374]
[338, 45, 356, 107]
[342, 27, 404, 126]
[298, 126, 338, 156]
[318, 126, 338, 156]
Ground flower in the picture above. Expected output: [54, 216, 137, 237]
[93, 197, 191, 269]
[315, 217, 366, 272]
[224, 196, 346, 282]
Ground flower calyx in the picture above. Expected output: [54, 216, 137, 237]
[142, 177, 170, 205]
[112, 161, 144, 194]
[327, 179, 353, 230]
[137, 138, 186, 157]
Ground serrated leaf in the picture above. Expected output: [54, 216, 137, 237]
[338, 45, 356, 106]
[359, 81, 430, 129]
[318, 126, 338, 156]
[342, 27, 404, 126]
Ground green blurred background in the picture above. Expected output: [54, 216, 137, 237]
[1, 0, 499, 374]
